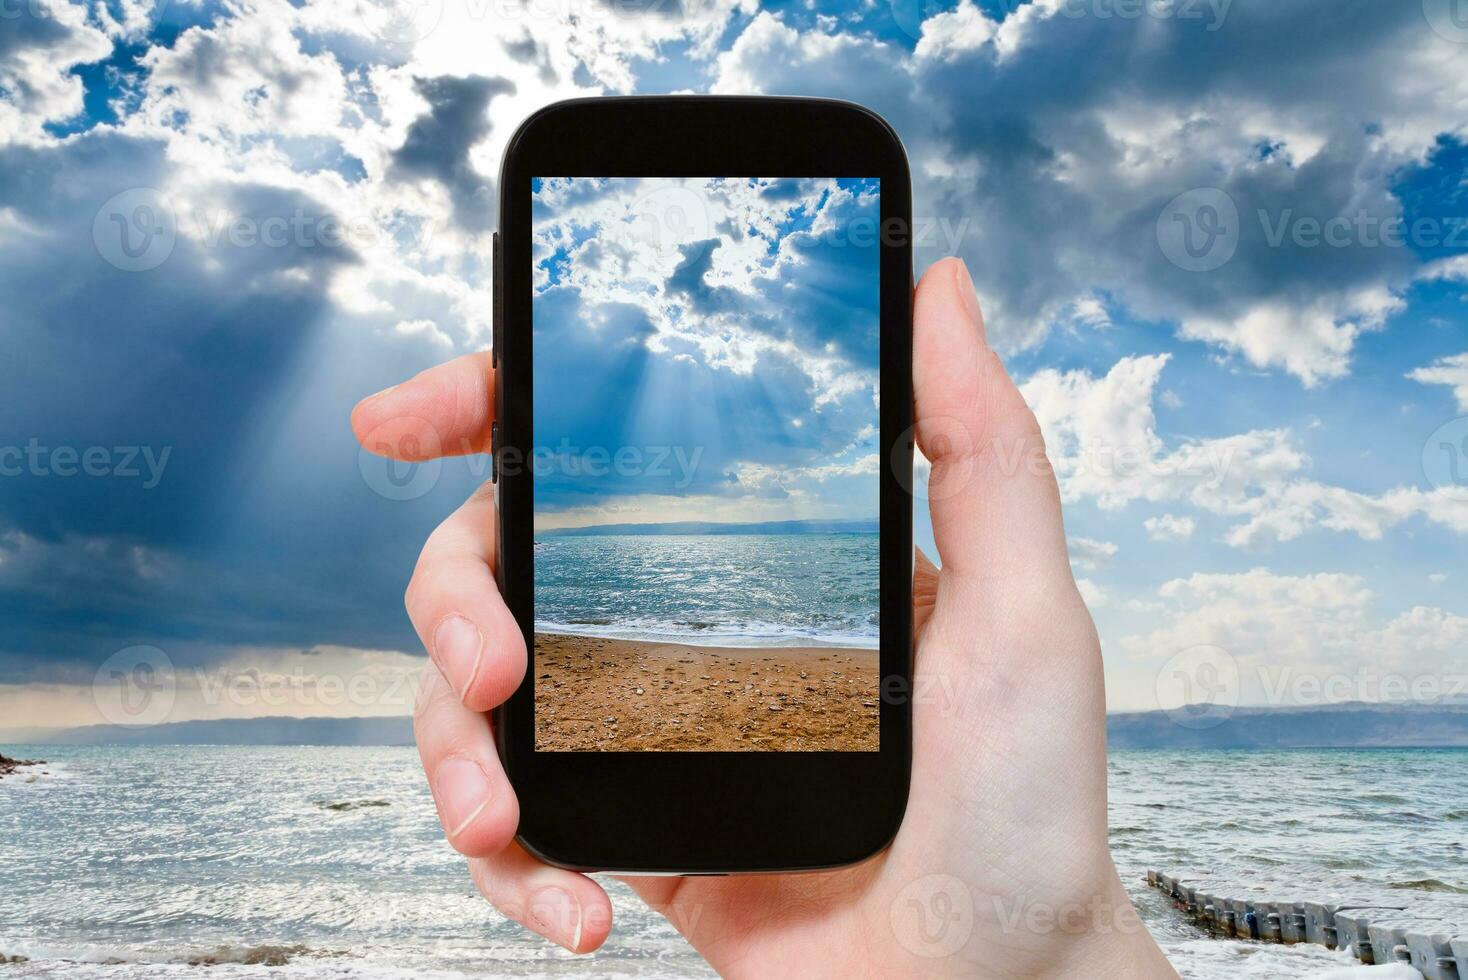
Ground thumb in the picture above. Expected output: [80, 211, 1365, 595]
[913, 547, 939, 641]
[912, 258, 1070, 584]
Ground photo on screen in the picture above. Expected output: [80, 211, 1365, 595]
[531, 176, 880, 752]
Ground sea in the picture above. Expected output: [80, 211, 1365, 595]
[533, 534, 880, 648]
[3, 746, 1465, 978]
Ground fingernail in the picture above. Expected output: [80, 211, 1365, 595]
[433, 614, 483, 701]
[952, 258, 987, 346]
[434, 756, 492, 839]
[528, 886, 583, 951]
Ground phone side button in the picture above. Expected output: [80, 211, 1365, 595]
[491, 230, 501, 369]
[490, 421, 499, 483]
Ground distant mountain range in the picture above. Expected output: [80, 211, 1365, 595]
[1, 716, 414, 747]
[3, 702, 1467, 748]
[539, 518, 879, 537]
[1108, 700, 1468, 749]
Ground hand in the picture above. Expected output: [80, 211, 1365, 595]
[351, 258, 1176, 978]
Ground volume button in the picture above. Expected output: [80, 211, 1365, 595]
[492, 230, 501, 369]
[490, 421, 499, 484]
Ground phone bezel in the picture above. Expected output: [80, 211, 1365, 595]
[494, 96, 913, 873]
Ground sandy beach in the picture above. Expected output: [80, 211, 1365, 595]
[533, 633, 880, 751]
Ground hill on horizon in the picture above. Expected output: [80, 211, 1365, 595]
[1107, 699, 1468, 749]
[0, 716, 414, 747]
[4, 701, 1467, 748]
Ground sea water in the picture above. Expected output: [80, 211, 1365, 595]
[3, 746, 1465, 978]
[533, 534, 879, 648]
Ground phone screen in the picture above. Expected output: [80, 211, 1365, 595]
[530, 177, 880, 752]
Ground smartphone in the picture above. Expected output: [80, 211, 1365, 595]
[492, 96, 913, 873]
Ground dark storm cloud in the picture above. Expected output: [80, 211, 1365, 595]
[530, 280, 868, 514]
[725, 1, 1461, 378]
[391, 74, 515, 232]
[0, 130, 485, 673]
[664, 185, 879, 367]
[502, 32, 557, 83]
[665, 237, 729, 311]
[904, 0, 1453, 363]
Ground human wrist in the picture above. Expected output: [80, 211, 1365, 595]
[1027, 867, 1175, 979]
[875, 861, 1173, 980]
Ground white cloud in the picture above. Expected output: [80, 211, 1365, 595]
[1076, 576, 1108, 610]
[913, 0, 997, 64]
[1145, 514, 1196, 541]
[532, 176, 879, 413]
[1121, 568, 1468, 706]
[1175, 287, 1405, 389]
[1021, 354, 1468, 546]
[1021, 353, 1304, 510]
[1125, 568, 1373, 666]
[139, 1, 349, 141]
[1409, 352, 1468, 413]
[1069, 536, 1118, 570]
[0, 0, 112, 143]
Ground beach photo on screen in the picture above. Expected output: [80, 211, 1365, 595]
[530, 176, 881, 751]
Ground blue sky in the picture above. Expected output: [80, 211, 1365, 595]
[530, 177, 880, 530]
[0, 0, 1465, 726]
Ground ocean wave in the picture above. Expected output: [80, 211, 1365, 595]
[315, 799, 391, 812]
[1388, 878, 1468, 893]
[0, 939, 702, 980]
[0, 942, 330, 970]
[534, 618, 880, 649]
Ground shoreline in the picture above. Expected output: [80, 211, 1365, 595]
[0, 752, 47, 781]
[533, 632, 879, 751]
[534, 625, 879, 651]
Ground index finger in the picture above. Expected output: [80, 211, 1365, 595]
[351, 351, 495, 461]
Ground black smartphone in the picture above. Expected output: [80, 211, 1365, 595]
[492, 96, 913, 873]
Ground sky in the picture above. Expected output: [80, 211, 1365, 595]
[530, 176, 880, 530]
[0, 0, 1466, 728]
